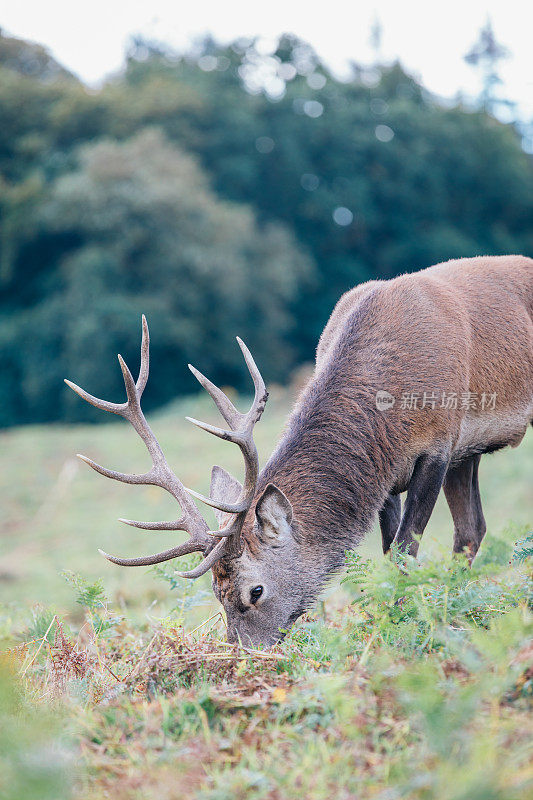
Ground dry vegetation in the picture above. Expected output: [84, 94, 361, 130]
[1, 394, 532, 799]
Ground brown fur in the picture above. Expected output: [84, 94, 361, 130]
[256, 255, 531, 528]
[212, 256, 533, 643]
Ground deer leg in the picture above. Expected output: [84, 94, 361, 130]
[470, 454, 486, 548]
[379, 493, 401, 554]
[392, 454, 449, 557]
[444, 453, 485, 563]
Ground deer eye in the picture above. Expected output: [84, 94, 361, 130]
[250, 585, 263, 604]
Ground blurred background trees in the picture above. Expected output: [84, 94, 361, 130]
[0, 28, 532, 426]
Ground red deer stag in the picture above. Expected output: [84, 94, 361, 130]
[66, 255, 533, 646]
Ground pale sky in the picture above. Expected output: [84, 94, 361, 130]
[2, 0, 532, 118]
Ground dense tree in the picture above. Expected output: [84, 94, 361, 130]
[0, 31, 531, 426]
[116, 36, 533, 348]
[0, 130, 311, 424]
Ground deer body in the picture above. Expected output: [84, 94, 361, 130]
[68, 255, 533, 647]
[318, 254, 533, 470]
[213, 256, 533, 643]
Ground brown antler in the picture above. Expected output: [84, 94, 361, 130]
[65, 316, 268, 579]
[186, 336, 268, 543]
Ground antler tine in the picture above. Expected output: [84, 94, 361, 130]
[64, 379, 126, 416]
[136, 315, 150, 394]
[175, 538, 229, 578]
[187, 336, 267, 436]
[184, 485, 247, 514]
[118, 515, 236, 539]
[185, 416, 244, 444]
[118, 517, 188, 531]
[98, 540, 203, 567]
[117, 354, 138, 406]
[236, 336, 268, 424]
[64, 324, 149, 419]
[76, 454, 156, 485]
[188, 364, 241, 428]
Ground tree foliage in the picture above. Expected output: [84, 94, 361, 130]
[1, 129, 310, 424]
[0, 30, 532, 425]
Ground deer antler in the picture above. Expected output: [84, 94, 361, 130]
[186, 336, 268, 545]
[65, 316, 268, 579]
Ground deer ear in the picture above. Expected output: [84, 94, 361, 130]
[255, 484, 293, 539]
[210, 466, 243, 526]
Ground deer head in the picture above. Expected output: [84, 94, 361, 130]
[65, 317, 306, 647]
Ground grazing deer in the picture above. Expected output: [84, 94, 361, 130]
[66, 255, 533, 647]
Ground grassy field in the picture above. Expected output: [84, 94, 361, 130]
[1, 389, 532, 800]
[1, 387, 531, 612]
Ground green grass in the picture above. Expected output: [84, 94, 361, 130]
[0, 389, 292, 615]
[0, 390, 532, 800]
[1, 388, 531, 612]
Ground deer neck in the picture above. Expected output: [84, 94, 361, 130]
[256, 372, 403, 562]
